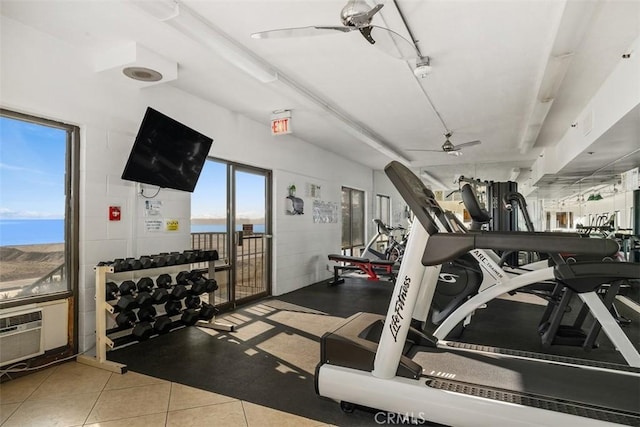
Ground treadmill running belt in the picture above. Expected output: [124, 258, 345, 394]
[409, 347, 640, 415]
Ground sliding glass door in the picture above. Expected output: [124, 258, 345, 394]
[233, 166, 271, 302]
[191, 159, 271, 309]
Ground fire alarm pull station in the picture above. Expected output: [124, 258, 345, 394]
[109, 206, 121, 221]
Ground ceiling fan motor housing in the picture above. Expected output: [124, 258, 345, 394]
[442, 140, 455, 151]
[341, 1, 375, 27]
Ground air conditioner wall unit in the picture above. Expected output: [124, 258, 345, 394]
[0, 308, 45, 367]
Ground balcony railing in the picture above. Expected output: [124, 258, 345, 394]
[0, 262, 66, 301]
[191, 231, 266, 300]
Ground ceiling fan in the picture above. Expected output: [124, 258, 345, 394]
[250, 0, 418, 60]
[406, 132, 482, 157]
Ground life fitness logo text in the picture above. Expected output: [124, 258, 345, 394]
[389, 276, 410, 342]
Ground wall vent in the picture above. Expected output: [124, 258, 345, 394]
[0, 309, 44, 367]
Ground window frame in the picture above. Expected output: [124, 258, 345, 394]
[375, 194, 391, 225]
[341, 186, 365, 255]
[0, 108, 79, 310]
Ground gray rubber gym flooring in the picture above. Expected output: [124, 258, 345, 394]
[108, 276, 639, 426]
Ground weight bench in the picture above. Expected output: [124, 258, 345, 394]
[327, 254, 395, 286]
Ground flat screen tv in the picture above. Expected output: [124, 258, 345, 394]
[121, 107, 213, 192]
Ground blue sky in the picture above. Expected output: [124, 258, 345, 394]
[0, 116, 66, 219]
[192, 160, 265, 219]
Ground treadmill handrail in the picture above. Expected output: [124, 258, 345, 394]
[422, 231, 620, 266]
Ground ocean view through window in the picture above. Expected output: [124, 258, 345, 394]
[0, 110, 79, 304]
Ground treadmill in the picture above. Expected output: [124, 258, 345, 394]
[315, 161, 640, 427]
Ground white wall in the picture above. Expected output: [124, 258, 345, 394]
[1, 16, 373, 352]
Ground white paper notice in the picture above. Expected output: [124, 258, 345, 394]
[144, 200, 162, 216]
[145, 219, 163, 232]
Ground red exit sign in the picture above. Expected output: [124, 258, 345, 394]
[271, 117, 291, 135]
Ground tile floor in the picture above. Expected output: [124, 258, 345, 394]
[0, 361, 334, 427]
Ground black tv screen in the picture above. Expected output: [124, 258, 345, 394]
[121, 107, 213, 192]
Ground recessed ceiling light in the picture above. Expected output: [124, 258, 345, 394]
[122, 66, 163, 82]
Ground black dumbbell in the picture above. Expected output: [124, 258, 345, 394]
[119, 280, 136, 296]
[181, 309, 200, 326]
[204, 278, 218, 293]
[154, 316, 173, 334]
[132, 322, 153, 341]
[183, 250, 197, 263]
[164, 300, 182, 316]
[151, 254, 167, 268]
[202, 250, 218, 261]
[115, 310, 137, 328]
[116, 295, 138, 312]
[106, 282, 119, 301]
[126, 258, 142, 270]
[151, 288, 170, 305]
[112, 258, 129, 272]
[172, 252, 186, 264]
[185, 295, 201, 309]
[189, 277, 207, 295]
[139, 256, 152, 269]
[164, 253, 176, 266]
[156, 273, 172, 288]
[138, 305, 157, 322]
[137, 277, 154, 292]
[170, 284, 188, 300]
[136, 292, 153, 307]
[199, 303, 218, 321]
[176, 271, 191, 285]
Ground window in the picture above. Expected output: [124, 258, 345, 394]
[375, 194, 390, 225]
[341, 186, 365, 255]
[0, 109, 78, 305]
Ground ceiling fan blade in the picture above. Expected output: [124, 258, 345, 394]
[452, 140, 481, 150]
[365, 3, 384, 19]
[251, 26, 354, 39]
[406, 149, 448, 153]
[366, 25, 419, 59]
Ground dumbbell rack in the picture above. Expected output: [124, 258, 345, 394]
[78, 253, 234, 374]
